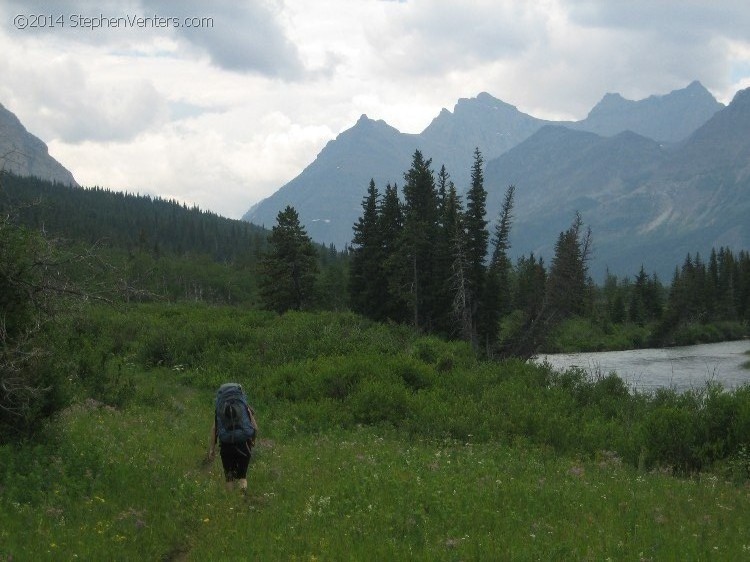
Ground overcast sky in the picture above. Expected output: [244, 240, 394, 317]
[1, 0, 749, 219]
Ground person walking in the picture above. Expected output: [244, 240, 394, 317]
[208, 383, 258, 493]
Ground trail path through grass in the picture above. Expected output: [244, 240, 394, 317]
[3, 370, 750, 560]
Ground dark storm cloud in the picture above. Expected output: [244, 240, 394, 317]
[4, 0, 305, 79]
[142, 0, 305, 79]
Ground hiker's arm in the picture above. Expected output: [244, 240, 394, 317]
[248, 406, 258, 433]
[207, 420, 217, 460]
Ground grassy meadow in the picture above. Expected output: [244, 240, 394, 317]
[2, 304, 750, 560]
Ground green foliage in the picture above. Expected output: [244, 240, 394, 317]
[347, 152, 748, 355]
[0, 377, 214, 560]
[6, 411, 750, 560]
[45, 304, 749, 476]
[546, 212, 592, 320]
[0, 171, 268, 262]
[639, 383, 750, 474]
[349, 179, 388, 319]
[671, 320, 747, 346]
[399, 150, 442, 330]
[0, 171, 349, 310]
[259, 206, 319, 313]
[546, 317, 652, 352]
[0, 215, 83, 439]
[3, 304, 750, 559]
[655, 248, 750, 345]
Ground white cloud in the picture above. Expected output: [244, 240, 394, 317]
[48, 106, 334, 218]
[1, 0, 749, 219]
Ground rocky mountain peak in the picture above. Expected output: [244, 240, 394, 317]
[587, 92, 627, 116]
[727, 85, 750, 112]
[243, 80, 741, 276]
[0, 101, 78, 186]
[575, 81, 723, 142]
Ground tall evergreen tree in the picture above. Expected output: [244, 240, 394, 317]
[628, 266, 649, 325]
[738, 251, 750, 321]
[631, 267, 664, 323]
[442, 182, 470, 338]
[399, 150, 440, 330]
[380, 183, 408, 323]
[450, 219, 473, 342]
[501, 252, 548, 359]
[259, 206, 318, 313]
[716, 247, 737, 320]
[546, 212, 592, 319]
[350, 179, 385, 318]
[436, 165, 451, 214]
[498, 213, 593, 358]
[463, 148, 489, 341]
[607, 277, 628, 325]
[434, 167, 461, 336]
[514, 253, 547, 318]
[481, 184, 515, 355]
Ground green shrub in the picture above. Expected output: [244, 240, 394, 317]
[582, 372, 631, 419]
[347, 376, 412, 426]
[643, 405, 699, 472]
[672, 321, 748, 346]
[29, 303, 750, 478]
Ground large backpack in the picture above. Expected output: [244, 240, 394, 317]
[215, 383, 256, 445]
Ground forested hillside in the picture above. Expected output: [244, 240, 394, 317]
[0, 172, 348, 307]
[0, 172, 267, 259]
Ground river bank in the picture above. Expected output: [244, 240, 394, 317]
[536, 339, 750, 392]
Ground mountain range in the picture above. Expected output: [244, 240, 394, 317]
[243, 81, 747, 280]
[2, 81, 746, 282]
[0, 102, 78, 186]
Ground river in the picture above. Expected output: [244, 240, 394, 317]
[535, 339, 750, 393]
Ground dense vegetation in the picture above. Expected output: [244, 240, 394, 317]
[1, 167, 748, 435]
[47, 305, 746, 476]
[349, 150, 750, 355]
[2, 167, 750, 558]
[2, 306, 749, 559]
[0, 172, 348, 308]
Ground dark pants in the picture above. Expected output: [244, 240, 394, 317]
[219, 440, 252, 481]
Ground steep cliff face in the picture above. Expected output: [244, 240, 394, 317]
[0, 102, 78, 186]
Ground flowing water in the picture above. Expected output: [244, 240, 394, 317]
[535, 339, 750, 393]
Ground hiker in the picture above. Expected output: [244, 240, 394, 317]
[208, 383, 258, 492]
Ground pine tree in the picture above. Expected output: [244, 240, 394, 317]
[450, 221, 473, 342]
[717, 247, 737, 320]
[399, 150, 440, 330]
[463, 148, 489, 342]
[259, 206, 318, 313]
[481, 184, 515, 353]
[629, 266, 649, 325]
[434, 167, 461, 336]
[442, 182, 470, 339]
[501, 252, 548, 359]
[546, 212, 592, 319]
[350, 179, 385, 318]
[738, 250, 750, 322]
[499, 213, 593, 358]
[380, 183, 408, 323]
